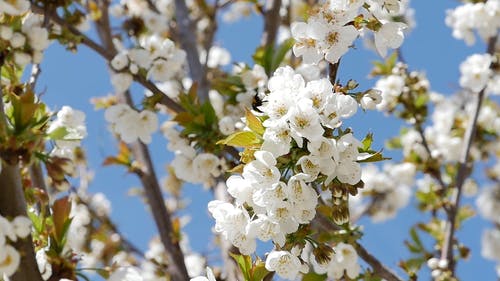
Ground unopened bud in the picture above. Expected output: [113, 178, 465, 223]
[427, 257, 439, 269]
[313, 244, 334, 265]
[438, 259, 449, 269]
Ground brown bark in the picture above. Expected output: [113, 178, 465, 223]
[0, 164, 44, 281]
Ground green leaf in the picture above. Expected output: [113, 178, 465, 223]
[28, 209, 43, 234]
[370, 51, 398, 76]
[456, 205, 476, 226]
[48, 126, 70, 140]
[230, 253, 252, 281]
[410, 228, 423, 249]
[76, 272, 92, 281]
[95, 268, 110, 279]
[217, 131, 261, 148]
[253, 45, 273, 75]
[270, 38, 295, 73]
[414, 93, 428, 108]
[201, 101, 217, 127]
[250, 260, 270, 281]
[357, 151, 391, 163]
[245, 109, 265, 135]
[173, 111, 194, 125]
[385, 137, 402, 149]
[361, 132, 373, 151]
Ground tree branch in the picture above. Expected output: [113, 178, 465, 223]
[74, 192, 146, 258]
[354, 242, 404, 281]
[0, 60, 44, 281]
[440, 35, 498, 275]
[314, 215, 404, 281]
[90, 2, 190, 278]
[0, 165, 45, 281]
[261, 0, 282, 48]
[174, 0, 209, 102]
[29, 3, 184, 114]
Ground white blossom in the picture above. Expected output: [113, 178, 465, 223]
[11, 216, 31, 238]
[190, 267, 216, 281]
[110, 72, 133, 93]
[105, 104, 158, 144]
[476, 185, 500, 224]
[481, 228, 500, 262]
[0, 245, 21, 277]
[459, 53, 492, 92]
[36, 250, 52, 280]
[374, 22, 406, 57]
[108, 267, 143, 281]
[0, 0, 29, 15]
[265, 250, 303, 280]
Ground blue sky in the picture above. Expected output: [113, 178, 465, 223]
[36, 0, 496, 279]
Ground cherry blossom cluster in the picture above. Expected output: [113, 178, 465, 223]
[459, 53, 499, 94]
[105, 104, 158, 144]
[426, 257, 451, 279]
[403, 91, 499, 164]
[0, 215, 32, 278]
[373, 62, 430, 111]
[190, 267, 216, 281]
[445, 0, 500, 46]
[109, 36, 187, 93]
[212, 64, 268, 136]
[374, 58, 498, 162]
[139, 232, 208, 280]
[0, 13, 51, 67]
[477, 184, 500, 276]
[304, 242, 361, 280]
[0, 0, 29, 16]
[109, 0, 174, 35]
[351, 162, 416, 222]
[208, 65, 374, 279]
[162, 121, 224, 188]
[291, 0, 407, 63]
[362, 0, 415, 56]
[48, 106, 87, 160]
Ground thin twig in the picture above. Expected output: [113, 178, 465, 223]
[29, 64, 42, 90]
[414, 122, 447, 191]
[440, 35, 497, 275]
[354, 242, 404, 281]
[76, 193, 146, 257]
[29, 4, 184, 114]
[313, 215, 404, 281]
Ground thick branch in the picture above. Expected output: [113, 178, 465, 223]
[440, 36, 498, 274]
[0, 165, 44, 281]
[261, 0, 282, 48]
[0, 62, 43, 280]
[130, 141, 189, 280]
[174, 0, 209, 102]
[90, 3, 190, 278]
